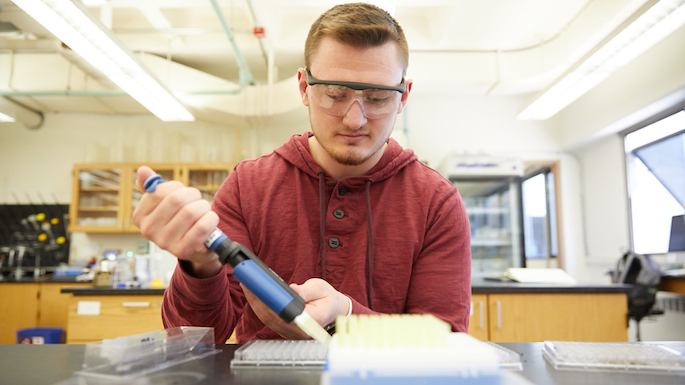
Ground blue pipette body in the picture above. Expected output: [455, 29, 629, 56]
[143, 174, 305, 323]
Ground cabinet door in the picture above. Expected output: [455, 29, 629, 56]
[69, 165, 123, 232]
[0, 283, 40, 343]
[66, 295, 164, 343]
[182, 163, 234, 203]
[468, 294, 489, 341]
[38, 283, 91, 329]
[124, 164, 181, 232]
[488, 293, 628, 342]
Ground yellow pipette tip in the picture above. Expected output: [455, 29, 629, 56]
[293, 311, 331, 348]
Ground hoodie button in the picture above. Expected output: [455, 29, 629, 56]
[328, 237, 340, 248]
[333, 209, 344, 219]
[338, 186, 348, 196]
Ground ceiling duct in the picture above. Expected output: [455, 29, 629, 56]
[209, 0, 255, 87]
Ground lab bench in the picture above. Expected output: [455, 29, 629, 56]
[1, 342, 684, 385]
[469, 278, 631, 342]
[0, 278, 90, 344]
[60, 286, 165, 344]
[58, 280, 631, 344]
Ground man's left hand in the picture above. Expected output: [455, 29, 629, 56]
[242, 278, 351, 340]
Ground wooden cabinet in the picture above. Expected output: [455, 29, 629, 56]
[467, 292, 628, 342]
[468, 294, 489, 341]
[0, 282, 89, 344]
[70, 162, 233, 233]
[0, 283, 40, 344]
[66, 294, 164, 344]
[38, 283, 91, 329]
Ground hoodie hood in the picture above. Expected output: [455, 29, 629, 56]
[274, 131, 418, 183]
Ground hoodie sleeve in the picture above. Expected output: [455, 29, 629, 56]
[160, 167, 248, 343]
[161, 262, 244, 343]
[404, 185, 472, 332]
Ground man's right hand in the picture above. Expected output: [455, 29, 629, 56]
[132, 165, 223, 278]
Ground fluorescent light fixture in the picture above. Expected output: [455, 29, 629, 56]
[0, 112, 16, 122]
[11, 0, 194, 121]
[518, 0, 685, 121]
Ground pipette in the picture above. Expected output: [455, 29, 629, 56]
[143, 174, 331, 347]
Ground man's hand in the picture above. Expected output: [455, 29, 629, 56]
[132, 165, 223, 278]
[243, 278, 351, 339]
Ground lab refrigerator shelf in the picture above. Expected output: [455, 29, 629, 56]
[471, 239, 513, 247]
[468, 207, 510, 214]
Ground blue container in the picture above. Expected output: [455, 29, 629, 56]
[16, 327, 64, 344]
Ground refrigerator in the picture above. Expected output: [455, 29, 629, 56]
[441, 157, 526, 277]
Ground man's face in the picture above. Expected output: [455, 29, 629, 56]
[298, 37, 412, 166]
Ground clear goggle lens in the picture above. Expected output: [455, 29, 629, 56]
[311, 84, 402, 119]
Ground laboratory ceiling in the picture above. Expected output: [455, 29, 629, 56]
[0, 0, 662, 122]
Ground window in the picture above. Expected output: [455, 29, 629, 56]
[522, 167, 559, 260]
[625, 110, 685, 255]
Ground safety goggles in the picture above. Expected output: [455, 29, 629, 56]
[305, 68, 405, 119]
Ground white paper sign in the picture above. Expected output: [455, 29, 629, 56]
[77, 301, 101, 315]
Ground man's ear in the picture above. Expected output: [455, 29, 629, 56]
[297, 68, 310, 106]
[397, 79, 412, 114]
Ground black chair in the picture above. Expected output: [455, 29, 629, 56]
[610, 251, 663, 341]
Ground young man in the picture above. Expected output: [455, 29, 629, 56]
[132, 3, 471, 343]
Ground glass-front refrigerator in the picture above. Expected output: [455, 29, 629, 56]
[440, 156, 526, 277]
[451, 177, 525, 277]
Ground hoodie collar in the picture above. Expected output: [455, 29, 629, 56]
[275, 131, 418, 182]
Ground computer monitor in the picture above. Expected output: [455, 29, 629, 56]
[668, 214, 685, 252]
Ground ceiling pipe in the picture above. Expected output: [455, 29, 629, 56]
[209, 0, 255, 86]
[245, 0, 269, 67]
[0, 97, 44, 129]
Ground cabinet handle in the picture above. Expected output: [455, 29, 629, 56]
[497, 300, 502, 329]
[122, 302, 150, 308]
[479, 301, 485, 329]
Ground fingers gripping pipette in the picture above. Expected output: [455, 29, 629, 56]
[143, 174, 331, 347]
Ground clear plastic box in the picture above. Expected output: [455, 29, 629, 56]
[542, 341, 685, 375]
[484, 342, 523, 371]
[76, 327, 219, 381]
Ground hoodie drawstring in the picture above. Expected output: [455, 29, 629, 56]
[318, 172, 326, 280]
[365, 179, 374, 310]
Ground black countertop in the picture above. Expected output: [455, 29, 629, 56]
[470, 277, 632, 294]
[59, 278, 631, 296]
[60, 286, 166, 295]
[0, 275, 89, 284]
[2, 342, 683, 385]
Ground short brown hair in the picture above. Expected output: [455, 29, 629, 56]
[305, 3, 409, 75]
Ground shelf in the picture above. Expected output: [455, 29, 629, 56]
[471, 239, 512, 246]
[80, 187, 119, 192]
[195, 186, 220, 192]
[78, 206, 119, 212]
[70, 163, 234, 233]
[466, 207, 510, 214]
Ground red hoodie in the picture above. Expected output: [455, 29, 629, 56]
[161, 132, 471, 343]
